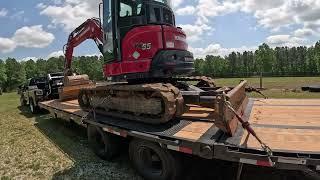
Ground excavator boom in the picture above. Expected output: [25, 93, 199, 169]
[60, 18, 103, 101]
[64, 18, 103, 75]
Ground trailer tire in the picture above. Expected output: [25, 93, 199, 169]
[129, 139, 181, 180]
[29, 99, 39, 114]
[20, 96, 27, 106]
[87, 124, 119, 161]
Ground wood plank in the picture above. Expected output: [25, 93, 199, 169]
[181, 105, 215, 119]
[254, 99, 320, 106]
[40, 100, 87, 117]
[240, 127, 320, 152]
[250, 106, 320, 127]
[174, 121, 213, 141]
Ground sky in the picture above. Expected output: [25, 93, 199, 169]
[0, 0, 320, 61]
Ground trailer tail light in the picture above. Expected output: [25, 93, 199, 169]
[240, 158, 274, 167]
[102, 127, 127, 138]
[167, 144, 193, 154]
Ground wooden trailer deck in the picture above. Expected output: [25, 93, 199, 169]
[39, 98, 320, 154]
[239, 99, 320, 153]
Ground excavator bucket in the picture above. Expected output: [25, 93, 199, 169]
[59, 74, 95, 101]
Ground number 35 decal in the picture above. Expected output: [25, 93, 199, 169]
[135, 43, 152, 50]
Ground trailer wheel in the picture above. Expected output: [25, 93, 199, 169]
[87, 124, 119, 160]
[29, 99, 39, 114]
[129, 139, 181, 180]
[20, 96, 27, 106]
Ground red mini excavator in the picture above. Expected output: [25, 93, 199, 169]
[60, 0, 248, 134]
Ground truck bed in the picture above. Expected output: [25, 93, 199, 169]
[39, 98, 320, 172]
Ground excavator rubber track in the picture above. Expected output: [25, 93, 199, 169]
[78, 83, 185, 124]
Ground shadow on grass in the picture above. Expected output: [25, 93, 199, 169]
[17, 105, 316, 180]
[18, 105, 140, 179]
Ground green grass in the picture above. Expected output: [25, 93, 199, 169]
[0, 93, 141, 180]
[214, 76, 320, 99]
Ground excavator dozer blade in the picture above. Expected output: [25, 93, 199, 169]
[59, 74, 96, 101]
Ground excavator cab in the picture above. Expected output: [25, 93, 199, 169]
[102, 0, 174, 60]
[102, 0, 194, 80]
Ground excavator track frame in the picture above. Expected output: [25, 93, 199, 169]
[78, 83, 184, 124]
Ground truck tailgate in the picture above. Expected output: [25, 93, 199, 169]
[240, 99, 320, 153]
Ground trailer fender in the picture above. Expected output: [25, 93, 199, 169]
[87, 124, 120, 160]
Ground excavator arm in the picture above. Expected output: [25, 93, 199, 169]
[63, 18, 103, 75]
[59, 18, 102, 101]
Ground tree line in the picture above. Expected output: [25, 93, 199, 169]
[0, 56, 104, 92]
[1, 41, 320, 92]
[194, 41, 320, 77]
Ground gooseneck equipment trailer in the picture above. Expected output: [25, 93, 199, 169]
[36, 0, 320, 179]
[39, 82, 320, 180]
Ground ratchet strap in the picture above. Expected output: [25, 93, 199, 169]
[222, 93, 274, 165]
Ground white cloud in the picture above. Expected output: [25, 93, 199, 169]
[0, 25, 54, 53]
[294, 28, 314, 37]
[21, 57, 38, 61]
[241, 0, 320, 33]
[39, 0, 100, 32]
[36, 3, 47, 9]
[47, 50, 64, 59]
[47, 50, 102, 59]
[177, 0, 240, 43]
[266, 34, 306, 47]
[0, 8, 8, 17]
[190, 43, 257, 58]
[12, 25, 55, 48]
[172, 0, 183, 9]
[176, 6, 196, 16]
[0, 38, 16, 53]
[240, 0, 284, 13]
[178, 23, 212, 42]
[175, 0, 320, 50]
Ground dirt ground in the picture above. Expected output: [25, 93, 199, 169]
[0, 93, 318, 179]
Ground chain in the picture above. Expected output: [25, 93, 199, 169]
[222, 93, 274, 165]
[80, 94, 111, 122]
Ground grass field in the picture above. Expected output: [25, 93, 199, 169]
[0, 93, 141, 180]
[214, 76, 320, 98]
[0, 77, 319, 179]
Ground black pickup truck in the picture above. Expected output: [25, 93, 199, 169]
[19, 73, 64, 113]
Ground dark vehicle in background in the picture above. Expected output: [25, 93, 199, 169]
[20, 77, 48, 113]
[47, 72, 64, 99]
[19, 73, 64, 113]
